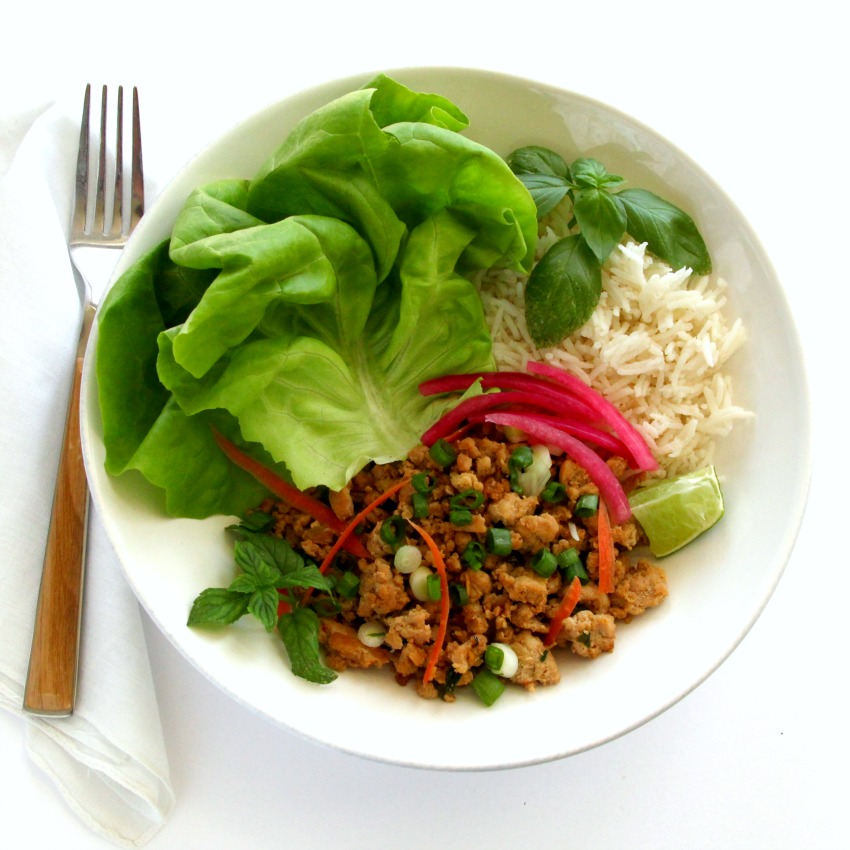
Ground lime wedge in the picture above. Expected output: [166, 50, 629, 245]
[628, 466, 725, 557]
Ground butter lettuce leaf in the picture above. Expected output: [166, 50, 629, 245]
[96, 73, 537, 517]
[157, 209, 493, 490]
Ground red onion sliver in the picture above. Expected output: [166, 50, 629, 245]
[421, 390, 598, 447]
[484, 412, 632, 524]
[525, 361, 658, 472]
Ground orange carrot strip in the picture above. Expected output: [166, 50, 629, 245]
[317, 478, 411, 576]
[211, 427, 369, 559]
[543, 576, 583, 647]
[597, 498, 615, 594]
[408, 520, 450, 686]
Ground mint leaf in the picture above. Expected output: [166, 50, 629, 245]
[525, 234, 602, 348]
[233, 539, 282, 587]
[278, 607, 338, 684]
[572, 187, 627, 263]
[248, 586, 280, 632]
[187, 588, 249, 626]
[232, 530, 305, 576]
[617, 187, 712, 275]
[277, 564, 335, 594]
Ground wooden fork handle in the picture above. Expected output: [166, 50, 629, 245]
[23, 305, 95, 716]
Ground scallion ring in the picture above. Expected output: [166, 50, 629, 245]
[450, 489, 484, 510]
[380, 514, 406, 549]
[486, 527, 513, 556]
[394, 544, 422, 574]
[357, 621, 386, 648]
[409, 565, 433, 602]
[411, 472, 436, 495]
[530, 548, 557, 577]
[484, 642, 519, 678]
[449, 508, 473, 526]
[429, 438, 457, 468]
[541, 480, 566, 504]
[462, 541, 485, 570]
[574, 493, 599, 517]
[411, 491, 430, 519]
[470, 667, 506, 706]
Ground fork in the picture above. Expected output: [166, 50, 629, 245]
[23, 84, 144, 716]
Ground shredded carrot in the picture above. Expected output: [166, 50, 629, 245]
[317, 477, 411, 576]
[407, 520, 450, 686]
[597, 498, 615, 594]
[543, 576, 583, 647]
[211, 427, 369, 559]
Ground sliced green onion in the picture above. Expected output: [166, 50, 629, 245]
[449, 582, 469, 606]
[462, 541, 486, 570]
[530, 548, 557, 577]
[335, 570, 361, 598]
[411, 492, 430, 519]
[409, 566, 433, 601]
[411, 472, 436, 494]
[429, 438, 457, 468]
[357, 620, 386, 648]
[426, 572, 442, 601]
[509, 445, 534, 470]
[515, 445, 552, 498]
[450, 489, 485, 510]
[541, 480, 566, 503]
[557, 548, 589, 584]
[470, 667, 507, 706]
[484, 642, 519, 678]
[394, 544, 422, 574]
[486, 527, 513, 556]
[380, 515, 406, 548]
[574, 493, 599, 517]
[449, 508, 473, 526]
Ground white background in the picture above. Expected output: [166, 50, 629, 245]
[1, 1, 845, 847]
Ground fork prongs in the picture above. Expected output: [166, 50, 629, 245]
[73, 84, 144, 245]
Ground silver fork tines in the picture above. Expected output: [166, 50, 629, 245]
[23, 84, 144, 717]
[72, 83, 144, 248]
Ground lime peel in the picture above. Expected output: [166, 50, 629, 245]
[628, 465, 725, 557]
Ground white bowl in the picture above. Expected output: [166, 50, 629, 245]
[80, 67, 811, 770]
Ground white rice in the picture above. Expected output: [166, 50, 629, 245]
[475, 217, 752, 479]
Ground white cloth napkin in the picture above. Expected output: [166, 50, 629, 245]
[0, 102, 174, 846]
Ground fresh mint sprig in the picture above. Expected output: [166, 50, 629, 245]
[188, 528, 338, 684]
[506, 146, 712, 347]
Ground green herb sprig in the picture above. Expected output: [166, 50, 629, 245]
[506, 145, 712, 348]
[187, 525, 338, 684]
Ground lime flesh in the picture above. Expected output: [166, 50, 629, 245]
[628, 465, 725, 557]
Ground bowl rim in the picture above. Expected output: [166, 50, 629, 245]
[80, 65, 812, 770]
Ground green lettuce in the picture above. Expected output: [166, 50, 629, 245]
[96, 74, 537, 516]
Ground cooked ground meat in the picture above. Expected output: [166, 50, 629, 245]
[261, 425, 667, 702]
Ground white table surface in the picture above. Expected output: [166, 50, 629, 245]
[2, 1, 845, 847]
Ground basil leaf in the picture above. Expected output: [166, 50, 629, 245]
[233, 539, 282, 587]
[507, 145, 570, 179]
[570, 157, 625, 190]
[525, 234, 602, 348]
[248, 586, 280, 632]
[278, 607, 338, 684]
[516, 173, 571, 218]
[187, 588, 249, 626]
[617, 187, 712, 275]
[572, 187, 627, 262]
